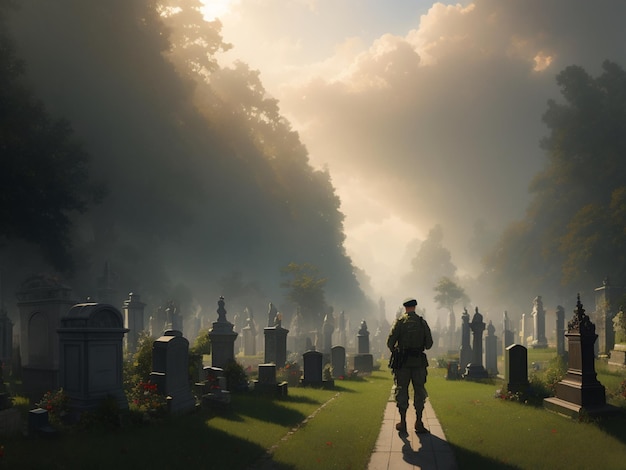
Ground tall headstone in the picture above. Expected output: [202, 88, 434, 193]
[264, 308, 289, 368]
[505, 344, 529, 394]
[242, 312, 257, 356]
[208, 297, 238, 368]
[302, 350, 323, 387]
[337, 310, 347, 348]
[165, 301, 183, 334]
[459, 308, 472, 371]
[447, 309, 456, 353]
[485, 321, 498, 376]
[150, 330, 195, 414]
[519, 313, 527, 347]
[123, 292, 146, 354]
[593, 278, 625, 356]
[502, 310, 514, 355]
[544, 295, 613, 418]
[531, 296, 548, 348]
[17, 275, 76, 401]
[610, 306, 626, 367]
[555, 305, 565, 357]
[58, 303, 129, 416]
[322, 312, 334, 356]
[331, 346, 346, 378]
[463, 307, 488, 379]
[353, 320, 373, 372]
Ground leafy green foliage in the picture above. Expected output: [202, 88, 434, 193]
[433, 276, 470, 314]
[281, 262, 329, 330]
[485, 60, 626, 303]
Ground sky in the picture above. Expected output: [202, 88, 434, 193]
[200, 0, 626, 305]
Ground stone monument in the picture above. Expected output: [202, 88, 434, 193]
[459, 308, 472, 372]
[123, 292, 146, 354]
[544, 295, 615, 418]
[208, 297, 238, 368]
[531, 295, 548, 348]
[463, 307, 488, 379]
[264, 307, 289, 368]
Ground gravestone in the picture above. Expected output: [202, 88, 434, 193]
[264, 308, 289, 368]
[544, 295, 615, 418]
[150, 330, 196, 414]
[322, 312, 334, 356]
[17, 274, 76, 401]
[463, 307, 488, 379]
[208, 297, 238, 369]
[353, 320, 373, 373]
[58, 302, 129, 416]
[331, 346, 346, 378]
[531, 296, 548, 348]
[253, 363, 287, 396]
[96, 262, 118, 305]
[123, 292, 146, 354]
[555, 305, 565, 357]
[242, 313, 257, 356]
[337, 310, 347, 348]
[505, 344, 529, 394]
[502, 311, 514, 356]
[485, 321, 498, 376]
[302, 350, 324, 387]
[459, 308, 472, 371]
[594, 278, 625, 356]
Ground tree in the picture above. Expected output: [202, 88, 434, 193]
[281, 262, 328, 330]
[433, 277, 469, 317]
[484, 60, 626, 305]
[0, 5, 102, 270]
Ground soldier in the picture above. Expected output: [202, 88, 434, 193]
[387, 297, 433, 434]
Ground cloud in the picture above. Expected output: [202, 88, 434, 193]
[209, 0, 626, 295]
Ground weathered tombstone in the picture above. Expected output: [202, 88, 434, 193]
[459, 308, 472, 371]
[331, 346, 346, 378]
[17, 275, 76, 401]
[150, 330, 195, 414]
[302, 350, 323, 387]
[264, 308, 289, 368]
[505, 344, 529, 394]
[463, 307, 488, 379]
[208, 297, 238, 369]
[28, 408, 57, 437]
[447, 310, 456, 354]
[58, 302, 129, 416]
[555, 305, 565, 357]
[519, 313, 527, 346]
[502, 311, 514, 356]
[337, 310, 347, 348]
[485, 321, 498, 376]
[165, 301, 183, 334]
[123, 292, 146, 354]
[253, 363, 287, 396]
[531, 296, 548, 348]
[594, 278, 625, 356]
[544, 295, 615, 418]
[353, 320, 373, 373]
[446, 359, 461, 380]
[242, 313, 257, 356]
[322, 312, 334, 356]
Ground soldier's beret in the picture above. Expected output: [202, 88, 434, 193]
[402, 298, 418, 307]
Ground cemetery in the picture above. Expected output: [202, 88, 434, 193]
[2, 276, 626, 468]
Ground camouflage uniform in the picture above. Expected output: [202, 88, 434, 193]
[387, 301, 433, 432]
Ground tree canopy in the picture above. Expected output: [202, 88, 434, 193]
[484, 60, 626, 306]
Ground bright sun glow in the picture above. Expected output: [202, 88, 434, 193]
[201, 0, 233, 21]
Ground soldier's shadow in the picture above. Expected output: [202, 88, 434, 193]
[399, 432, 440, 467]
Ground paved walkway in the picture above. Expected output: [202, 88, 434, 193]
[367, 393, 459, 470]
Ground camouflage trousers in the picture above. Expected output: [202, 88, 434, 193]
[394, 366, 428, 415]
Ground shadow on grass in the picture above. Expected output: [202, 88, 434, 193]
[1, 410, 296, 469]
[216, 396, 309, 426]
[447, 443, 523, 469]
[592, 409, 626, 445]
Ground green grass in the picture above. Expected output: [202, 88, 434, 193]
[428, 354, 626, 470]
[0, 370, 392, 469]
[5, 351, 626, 469]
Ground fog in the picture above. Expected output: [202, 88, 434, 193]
[3, 1, 626, 332]
[208, 0, 626, 318]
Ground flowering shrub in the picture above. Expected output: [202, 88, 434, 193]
[127, 381, 167, 420]
[36, 388, 69, 424]
[278, 361, 301, 386]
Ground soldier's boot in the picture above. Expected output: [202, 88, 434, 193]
[415, 410, 429, 434]
[395, 409, 407, 433]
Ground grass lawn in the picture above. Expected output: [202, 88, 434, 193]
[4, 350, 626, 469]
[0, 369, 392, 469]
[429, 348, 626, 470]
